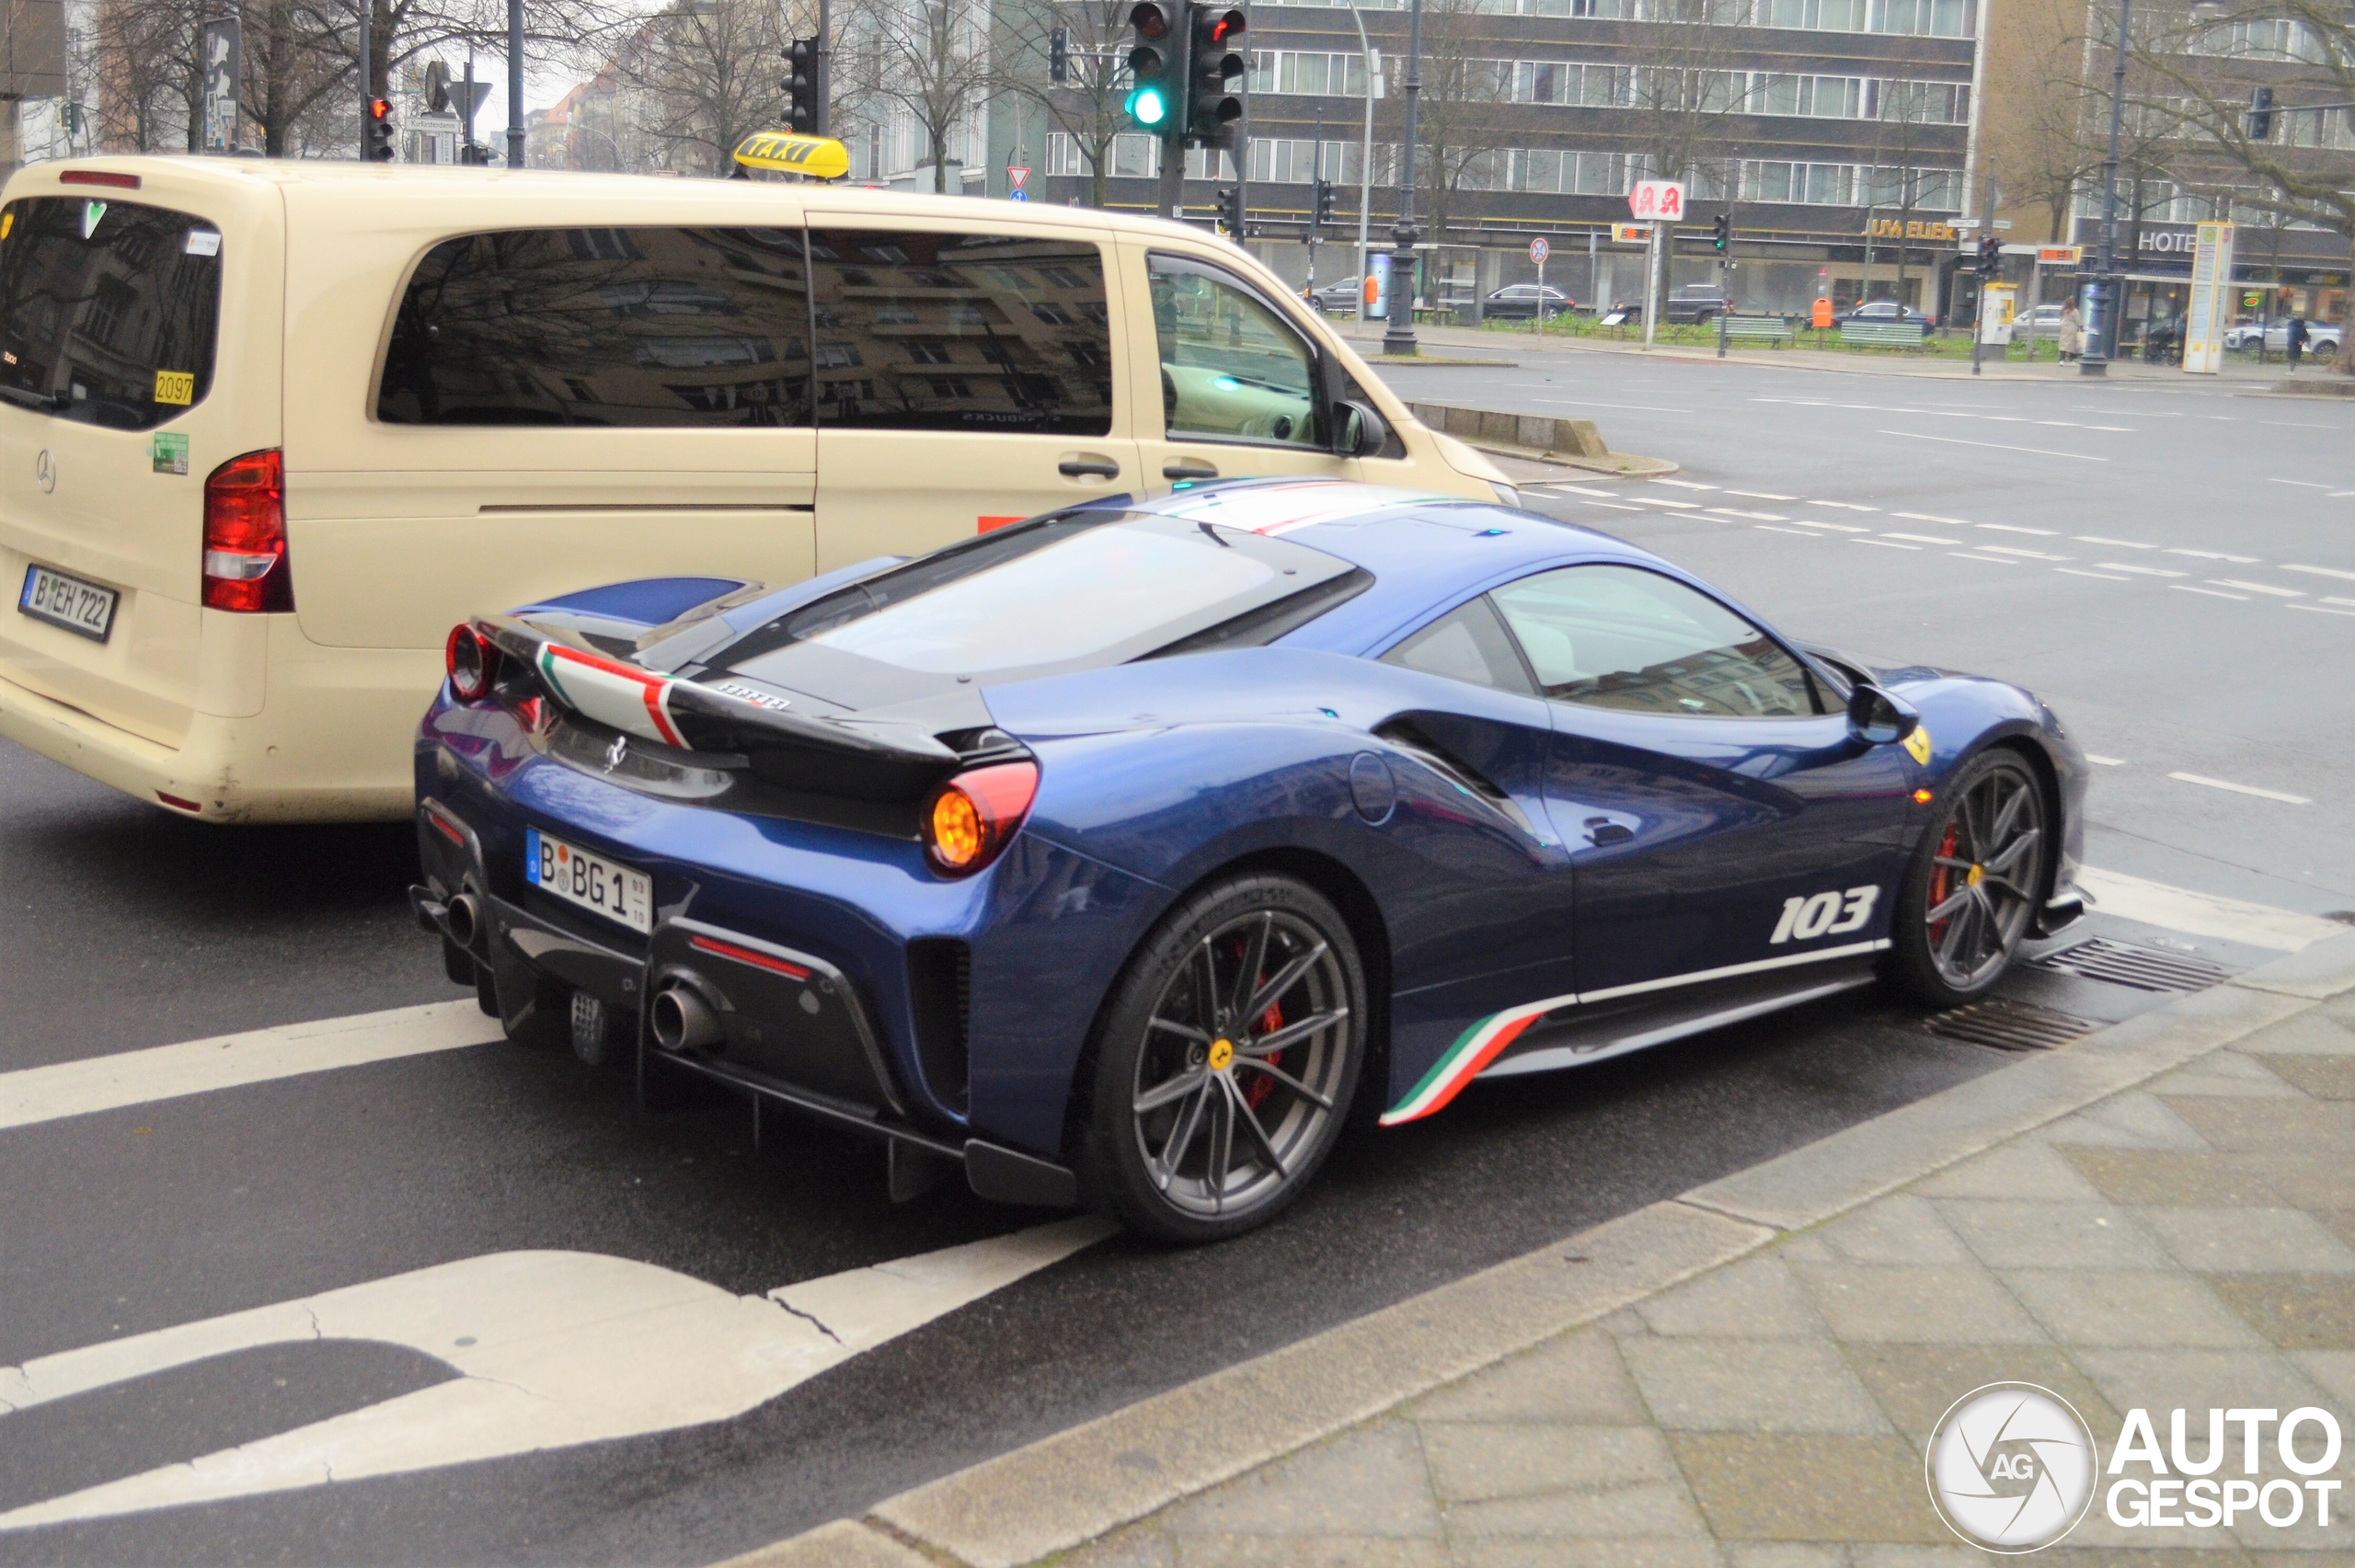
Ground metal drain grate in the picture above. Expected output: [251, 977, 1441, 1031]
[1923, 998, 2100, 1052]
[2031, 937, 2234, 993]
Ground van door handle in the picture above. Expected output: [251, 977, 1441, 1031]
[1163, 462, 1220, 480]
[1058, 459, 1121, 479]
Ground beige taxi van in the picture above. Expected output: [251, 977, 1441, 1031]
[0, 158, 1518, 821]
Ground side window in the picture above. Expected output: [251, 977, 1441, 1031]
[806, 230, 1112, 434]
[1490, 565, 1821, 718]
[1380, 597, 1535, 696]
[1148, 252, 1322, 449]
[377, 227, 810, 427]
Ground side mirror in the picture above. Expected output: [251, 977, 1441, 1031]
[1847, 682, 1920, 746]
[1333, 398, 1390, 457]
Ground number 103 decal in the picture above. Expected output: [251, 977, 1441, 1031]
[1771, 886, 1879, 944]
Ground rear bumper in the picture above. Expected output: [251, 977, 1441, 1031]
[408, 875, 1077, 1209]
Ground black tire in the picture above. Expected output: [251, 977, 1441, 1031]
[1888, 749, 2049, 1008]
[1077, 874, 1366, 1243]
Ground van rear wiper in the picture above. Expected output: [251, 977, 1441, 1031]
[0, 384, 69, 412]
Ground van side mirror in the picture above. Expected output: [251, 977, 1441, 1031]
[1846, 683, 1919, 746]
[1333, 399, 1389, 457]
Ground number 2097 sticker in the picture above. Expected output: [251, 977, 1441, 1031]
[1771, 886, 1879, 944]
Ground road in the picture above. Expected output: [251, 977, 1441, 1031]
[3, 349, 2348, 1564]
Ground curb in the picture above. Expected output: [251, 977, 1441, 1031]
[718, 931, 2355, 1568]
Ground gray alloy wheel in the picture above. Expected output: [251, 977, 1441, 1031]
[1890, 750, 2047, 1006]
[1084, 876, 1365, 1242]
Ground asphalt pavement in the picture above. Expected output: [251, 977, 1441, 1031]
[3, 348, 2349, 1565]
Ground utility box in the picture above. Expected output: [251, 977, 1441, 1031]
[1977, 282, 2016, 347]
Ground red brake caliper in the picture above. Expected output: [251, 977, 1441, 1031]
[1245, 1000, 1282, 1110]
[1927, 822, 1959, 941]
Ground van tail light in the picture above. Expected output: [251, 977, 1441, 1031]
[446, 623, 500, 702]
[924, 761, 1040, 876]
[201, 449, 293, 612]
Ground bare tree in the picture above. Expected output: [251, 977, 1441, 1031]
[844, 0, 994, 193]
[1623, 0, 1745, 201]
[999, 0, 1129, 207]
[605, 0, 787, 177]
[1383, 0, 1512, 244]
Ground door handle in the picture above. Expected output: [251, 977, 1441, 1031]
[1163, 462, 1220, 481]
[1584, 817, 1635, 847]
[1058, 459, 1121, 479]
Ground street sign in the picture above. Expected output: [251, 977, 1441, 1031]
[1007, 166, 1029, 189]
[1627, 179, 1686, 223]
[1528, 237, 1549, 264]
[1612, 223, 1651, 244]
[1008, 189, 1028, 201]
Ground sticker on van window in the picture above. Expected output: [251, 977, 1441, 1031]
[154, 371, 196, 406]
[185, 229, 222, 257]
[0, 212, 12, 240]
[152, 432, 190, 475]
[81, 200, 107, 239]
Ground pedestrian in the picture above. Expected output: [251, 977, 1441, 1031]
[2058, 300, 2084, 363]
[2286, 315, 2308, 371]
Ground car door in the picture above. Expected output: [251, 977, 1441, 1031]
[1489, 563, 1914, 1001]
[1125, 246, 1360, 496]
[800, 221, 1139, 572]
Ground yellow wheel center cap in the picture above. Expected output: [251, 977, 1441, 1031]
[1966, 864, 1985, 887]
[1208, 1038, 1235, 1071]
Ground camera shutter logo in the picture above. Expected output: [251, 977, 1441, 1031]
[1926, 1382, 2098, 1551]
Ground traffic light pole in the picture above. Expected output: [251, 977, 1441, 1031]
[1159, 143, 1187, 220]
[356, 0, 369, 160]
[1381, 0, 1423, 357]
[506, 0, 525, 168]
[2081, 0, 2130, 375]
[816, 0, 831, 136]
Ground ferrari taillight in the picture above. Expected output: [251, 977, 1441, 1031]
[446, 624, 500, 702]
[924, 761, 1040, 876]
[201, 449, 292, 612]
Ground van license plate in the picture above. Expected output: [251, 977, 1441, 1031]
[18, 564, 119, 642]
[526, 828, 653, 933]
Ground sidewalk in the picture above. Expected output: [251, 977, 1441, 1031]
[742, 933, 2355, 1568]
[1337, 321, 2312, 388]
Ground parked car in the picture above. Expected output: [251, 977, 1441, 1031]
[1482, 283, 1574, 320]
[2223, 320, 2269, 350]
[1304, 276, 1363, 315]
[0, 158, 1513, 824]
[1834, 301, 1937, 329]
[2014, 303, 2066, 339]
[2255, 318, 2341, 358]
[415, 477, 2088, 1241]
[1662, 285, 1730, 325]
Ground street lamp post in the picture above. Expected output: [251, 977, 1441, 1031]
[506, 0, 525, 168]
[1382, 0, 1423, 357]
[1345, 3, 1377, 316]
[2082, 0, 2131, 374]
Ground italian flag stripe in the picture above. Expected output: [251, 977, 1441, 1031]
[1379, 991, 1575, 1127]
[534, 644, 685, 748]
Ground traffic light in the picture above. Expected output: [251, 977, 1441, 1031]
[1711, 212, 1729, 253]
[1314, 178, 1338, 229]
[2246, 85, 2275, 141]
[1050, 27, 1071, 84]
[1216, 183, 1245, 240]
[364, 97, 395, 161]
[1977, 235, 2001, 276]
[1124, 2, 1175, 132]
[1186, 6, 1246, 143]
[783, 39, 819, 133]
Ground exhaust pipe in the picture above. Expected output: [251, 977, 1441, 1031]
[650, 986, 724, 1053]
[444, 892, 481, 950]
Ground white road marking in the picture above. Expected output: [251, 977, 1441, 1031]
[2077, 867, 2344, 951]
[1892, 511, 1977, 526]
[2099, 563, 2188, 578]
[1754, 525, 1821, 536]
[2165, 548, 2260, 564]
[2172, 585, 2249, 601]
[1885, 532, 1962, 544]
[1725, 490, 1798, 500]
[1877, 429, 2108, 461]
[1707, 508, 1788, 520]
[1626, 497, 1702, 509]
[2269, 478, 2333, 488]
[1853, 538, 1919, 550]
[2257, 420, 2338, 429]
[2325, 595, 2355, 607]
[0, 1219, 1114, 1530]
[1807, 499, 1879, 511]
[0, 1003, 500, 1134]
[2283, 564, 2355, 583]
[2077, 535, 2155, 549]
[2083, 754, 2127, 765]
[1977, 546, 2071, 560]
[2167, 772, 2311, 805]
[1949, 553, 2017, 565]
[1583, 501, 1646, 511]
[2056, 568, 2132, 582]
[1551, 485, 1624, 498]
[1976, 523, 2060, 536]
[1788, 519, 1870, 532]
[1532, 397, 1693, 415]
[2291, 603, 2355, 618]
[2211, 579, 2302, 598]
[2330, 491, 2355, 499]
[1653, 479, 1717, 490]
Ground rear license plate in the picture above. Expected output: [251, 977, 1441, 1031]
[18, 563, 119, 642]
[525, 828, 652, 934]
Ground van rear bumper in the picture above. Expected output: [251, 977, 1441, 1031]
[0, 638, 423, 823]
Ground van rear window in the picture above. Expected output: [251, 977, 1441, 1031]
[0, 197, 222, 432]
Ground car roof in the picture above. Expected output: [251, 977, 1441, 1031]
[1116, 478, 1671, 653]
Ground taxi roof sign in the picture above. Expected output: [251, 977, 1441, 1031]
[732, 130, 849, 179]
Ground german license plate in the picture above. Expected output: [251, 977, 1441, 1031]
[18, 563, 119, 642]
[525, 827, 652, 933]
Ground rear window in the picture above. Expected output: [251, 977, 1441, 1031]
[0, 197, 223, 432]
[718, 512, 1365, 681]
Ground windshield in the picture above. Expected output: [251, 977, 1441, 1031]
[0, 197, 223, 431]
[717, 510, 1367, 685]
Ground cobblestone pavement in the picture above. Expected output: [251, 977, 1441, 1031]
[1052, 989, 2355, 1568]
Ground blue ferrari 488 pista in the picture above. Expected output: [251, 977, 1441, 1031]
[411, 479, 2086, 1242]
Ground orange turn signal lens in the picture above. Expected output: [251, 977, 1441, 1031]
[1913, 787, 1935, 805]
[923, 761, 1040, 876]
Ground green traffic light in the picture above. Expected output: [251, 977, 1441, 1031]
[1127, 86, 1167, 127]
